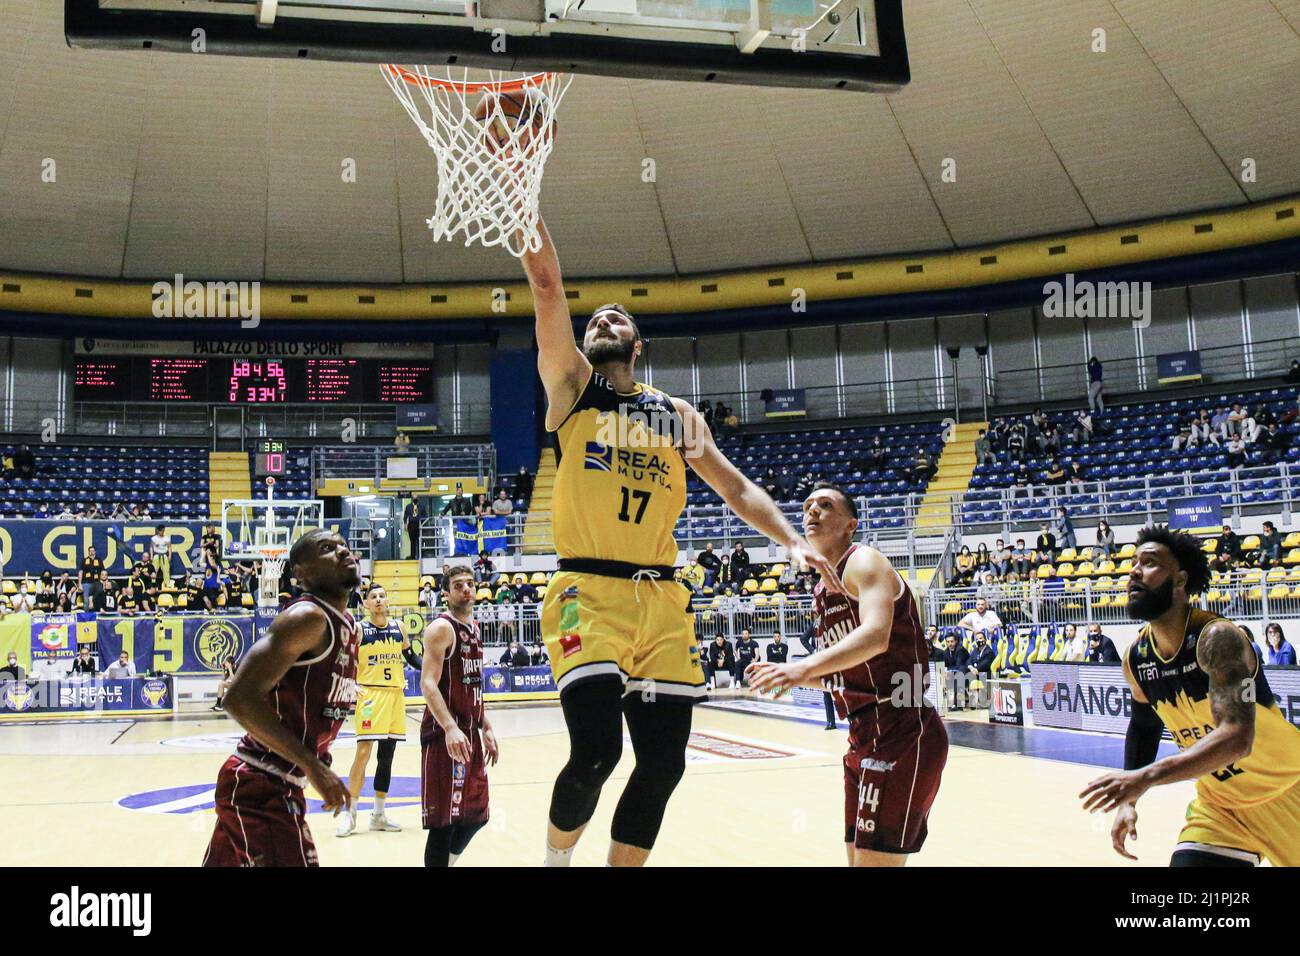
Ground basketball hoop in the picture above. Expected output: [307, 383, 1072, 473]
[258, 546, 288, 609]
[383, 65, 573, 258]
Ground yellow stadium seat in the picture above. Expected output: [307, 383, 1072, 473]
[741, 577, 760, 594]
[1240, 570, 1262, 585]
[1057, 562, 1075, 578]
[530, 572, 547, 586]
[1286, 567, 1300, 582]
[1116, 559, 1134, 574]
[1076, 547, 1095, 562]
[1092, 576, 1115, 591]
[1058, 547, 1078, 562]
[1203, 589, 1227, 605]
[1117, 543, 1136, 559]
[1093, 594, 1111, 608]
[1266, 568, 1287, 583]
[1284, 532, 1300, 549]
[1247, 587, 1263, 600]
[941, 601, 962, 616]
[1286, 549, 1300, 566]
[420, 575, 435, 587]
[513, 573, 527, 585]
[1290, 585, 1300, 599]
[759, 577, 778, 593]
[1036, 565, 1055, 578]
[1201, 539, 1217, 553]
[535, 586, 547, 601]
[1268, 585, 1290, 600]
[1241, 535, 1261, 551]
[1095, 560, 1117, 574]
[241, 593, 255, 608]
[1110, 593, 1128, 609]
[0, 581, 14, 595]
[1074, 561, 1095, 577]
[475, 587, 492, 601]
[765, 563, 786, 578]
[217, 593, 228, 607]
[156, 593, 174, 608]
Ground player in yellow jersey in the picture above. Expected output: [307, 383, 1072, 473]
[520, 217, 843, 867]
[337, 584, 414, 837]
[1080, 526, 1300, 866]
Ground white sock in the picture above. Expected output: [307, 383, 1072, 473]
[374, 795, 386, 815]
[448, 853, 460, 867]
[545, 843, 574, 867]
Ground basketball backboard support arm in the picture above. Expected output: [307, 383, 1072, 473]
[65, 0, 909, 93]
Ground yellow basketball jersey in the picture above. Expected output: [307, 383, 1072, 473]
[1128, 608, 1300, 808]
[550, 370, 686, 567]
[357, 620, 405, 688]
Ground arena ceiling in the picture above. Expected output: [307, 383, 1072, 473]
[1, 0, 1298, 287]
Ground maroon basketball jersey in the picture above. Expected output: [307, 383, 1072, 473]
[421, 612, 484, 743]
[813, 544, 930, 724]
[235, 595, 359, 785]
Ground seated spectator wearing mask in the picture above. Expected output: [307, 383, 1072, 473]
[1084, 624, 1119, 663]
[1264, 623, 1296, 666]
[0, 652, 25, 681]
[967, 631, 996, 684]
[940, 634, 970, 710]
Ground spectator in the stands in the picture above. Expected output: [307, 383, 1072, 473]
[697, 400, 713, 430]
[92, 570, 118, 613]
[10, 581, 33, 613]
[734, 628, 759, 688]
[472, 493, 491, 518]
[1012, 463, 1032, 501]
[958, 596, 1002, 636]
[1211, 524, 1242, 573]
[499, 641, 530, 668]
[973, 429, 993, 468]
[79, 544, 105, 610]
[1054, 505, 1077, 552]
[1095, 519, 1116, 560]
[1069, 409, 1093, 445]
[1171, 416, 1196, 452]
[697, 542, 721, 589]
[14, 443, 35, 478]
[104, 651, 136, 679]
[1086, 356, 1105, 414]
[1030, 407, 1048, 436]
[775, 465, 797, 501]
[706, 634, 735, 690]
[35, 580, 56, 613]
[1065, 460, 1087, 494]
[1225, 403, 1247, 439]
[975, 571, 1002, 605]
[1005, 424, 1027, 465]
[1035, 524, 1057, 567]
[473, 551, 495, 585]
[1264, 622, 1296, 665]
[491, 489, 514, 516]
[991, 538, 1010, 579]
[1258, 422, 1290, 465]
[56, 503, 74, 520]
[1085, 623, 1120, 663]
[1010, 539, 1031, 579]
[1256, 521, 1283, 568]
[1, 652, 23, 681]
[949, 546, 975, 588]
[418, 579, 437, 611]
[924, 625, 944, 660]
[910, 449, 936, 488]
[973, 543, 991, 578]
[760, 467, 780, 501]
[1038, 422, 1062, 456]
[1061, 622, 1087, 661]
[1287, 361, 1300, 385]
[729, 542, 750, 588]
[109, 502, 129, 520]
[515, 466, 534, 503]
[1225, 433, 1247, 469]
[1043, 458, 1067, 486]
[940, 634, 971, 710]
[793, 470, 817, 502]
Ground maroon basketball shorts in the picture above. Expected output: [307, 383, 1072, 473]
[843, 705, 948, 854]
[203, 755, 319, 867]
[421, 726, 490, 830]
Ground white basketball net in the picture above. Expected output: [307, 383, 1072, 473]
[258, 551, 287, 608]
[383, 66, 573, 258]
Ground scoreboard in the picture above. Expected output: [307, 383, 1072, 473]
[74, 357, 435, 405]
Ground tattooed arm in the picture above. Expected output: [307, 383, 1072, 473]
[1081, 621, 1256, 813]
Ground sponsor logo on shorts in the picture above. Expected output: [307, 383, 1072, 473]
[859, 758, 896, 772]
[559, 634, 582, 658]
[856, 818, 876, 832]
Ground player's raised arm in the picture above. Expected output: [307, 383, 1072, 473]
[1081, 620, 1256, 816]
[674, 397, 843, 594]
[221, 603, 350, 812]
[521, 216, 590, 417]
[747, 547, 892, 696]
[420, 618, 472, 763]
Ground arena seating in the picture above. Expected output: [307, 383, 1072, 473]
[0, 444, 208, 519]
[962, 385, 1300, 526]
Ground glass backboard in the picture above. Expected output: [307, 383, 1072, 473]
[65, 0, 908, 92]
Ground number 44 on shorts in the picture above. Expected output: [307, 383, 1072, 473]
[857, 778, 881, 830]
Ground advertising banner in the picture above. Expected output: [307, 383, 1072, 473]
[0, 676, 176, 719]
[1166, 495, 1222, 530]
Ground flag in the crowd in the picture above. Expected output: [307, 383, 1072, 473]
[453, 518, 480, 556]
[480, 515, 507, 554]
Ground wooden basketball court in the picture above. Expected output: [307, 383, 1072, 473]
[0, 702, 1197, 867]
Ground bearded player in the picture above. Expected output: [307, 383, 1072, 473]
[337, 583, 411, 838]
[419, 564, 499, 867]
[203, 529, 361, 867]
[520, 218, 842, 867]
[1080, 525, 1300, 866]
[748, 483, 948, 867]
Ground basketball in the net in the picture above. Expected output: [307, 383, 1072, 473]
[473, 87, 554, 153]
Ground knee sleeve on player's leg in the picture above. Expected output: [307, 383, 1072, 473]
[424, 827, 454, 868]
[373, 738, 397, 794]
[548, 679, 625, 833]
[610, 696, 692, 850]
[449, 820, 486, 857]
